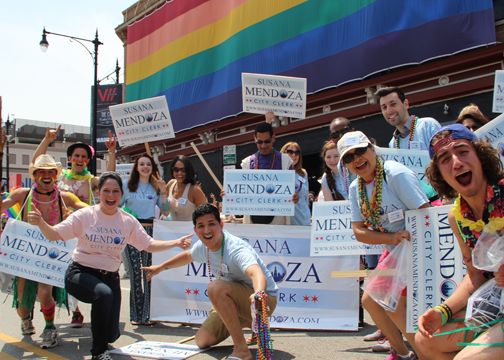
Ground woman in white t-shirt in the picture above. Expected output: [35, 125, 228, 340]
[27, 172, 192, 360]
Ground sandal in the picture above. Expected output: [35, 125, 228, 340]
[142, 320, 155, 326]
[131, 321, 142, 325]
[246, 332, 257, 345]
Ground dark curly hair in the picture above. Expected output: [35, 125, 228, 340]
[426, 131, 504, 199]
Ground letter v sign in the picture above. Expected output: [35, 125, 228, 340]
[98, 88, 116, 102]
[98, 88, 110, 102]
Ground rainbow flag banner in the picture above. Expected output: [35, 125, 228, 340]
[126, 0, 495, 132]
[1, 193, 20, 220]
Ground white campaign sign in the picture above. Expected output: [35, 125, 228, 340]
[242, 73, 307, 119]
[492, 70, 504, 113]
[110, 341, 206, 359]
[222, 169, 295, 216]
[375, 147, 431, 183]
[152, 221, 360, 331]
[116, 163, 134, 180]
[474, 112, 504, 166]
[405, 206, 466, 333]
[310, 201, 384, 256]
[0, 218, 76, 288]
[109, 96, 174, 147]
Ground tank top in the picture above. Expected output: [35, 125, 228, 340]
[168, 182, 197, 221]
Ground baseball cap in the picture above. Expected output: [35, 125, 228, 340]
[428, 124, 478, 159]
[337, 131, 372, 160]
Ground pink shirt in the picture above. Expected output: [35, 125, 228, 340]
[55, 206, 153, 272]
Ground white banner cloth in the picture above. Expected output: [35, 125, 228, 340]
[0, 218, 76, 288]
[222, 169, 295, 216]
[310, 201, 384, 256]
[242, 73, 307, 119]
[151, 221, 359, 331]
[405, 206, 466, 333]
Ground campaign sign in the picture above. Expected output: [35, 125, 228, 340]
[222, 169, 295, 216]
[405, 206, 465, 333]
[0, 218, 76, 288]
[375, 147, 431, 183]
[110, 341, 205, 360]
[310, 201, 384, 256]
[109, 95, 174, 147]
[492, 70, 504, 113]
[152, 221, 360, 331]
[116, 163, 134, 180]
[474, 112, 504, 165]
[242, 73, 307, 119]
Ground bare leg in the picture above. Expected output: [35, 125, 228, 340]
[362, 292, 409, 355]
[454, 322, 504, 360]
[16, 278, 33, 318]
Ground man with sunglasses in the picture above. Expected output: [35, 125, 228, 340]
[375, 87, 441, 151]
[239, 122, 297, 225]
[329, 117, 355, 143]
[338, 131, 430, 360]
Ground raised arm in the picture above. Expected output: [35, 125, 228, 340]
[145, 233, 193, 253]
[141, 249, 194, 281]
[104, 130, 117, 172]
[33, 125, 61, 162]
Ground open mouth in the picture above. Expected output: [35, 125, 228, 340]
[203, 233, 213, 241]
[105, 199, 116, 206]
[456, 170, 472, 186]
[355, 161, 367, 171]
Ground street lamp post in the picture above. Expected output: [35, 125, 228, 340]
[5, 115, 12, 190]
[39, 27, 103, 175]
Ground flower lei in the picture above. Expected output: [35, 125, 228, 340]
[395, 115, 418, 149]
[31, 184, 60, 225]
[63, 168, 93, 181]
[358, 157, 386, 232]
[253, 290, 273, 360]
[452, 193, 504, 235]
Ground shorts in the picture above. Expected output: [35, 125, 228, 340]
[376, 249, 407, 297]
[202, 281, 277, 343]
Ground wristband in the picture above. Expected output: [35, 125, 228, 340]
[108, 150, 116, 155]
[439, 303, 453, 320]
[434, 306, 448, 326]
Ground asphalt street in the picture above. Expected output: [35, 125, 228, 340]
[0, 267, 411, 360]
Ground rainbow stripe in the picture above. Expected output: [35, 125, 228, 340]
[2, 193, 21, 220]
[125, 0, 495, 132]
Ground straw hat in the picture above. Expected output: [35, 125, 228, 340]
[29, 154, 63, 182]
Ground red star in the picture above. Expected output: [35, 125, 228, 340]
[193, 289, 200, 295]
[231, 199, 234, 201]
[311, 296, 319, 302]
[300, 105, 303, 108]
[288, 200, 292, 202]
[424, 215, 430, 220]
[185, 288, 192, 295]
[303, 295, 310, 302]
[425, 222, 430, 227]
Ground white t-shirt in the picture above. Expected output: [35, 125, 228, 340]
[55, 206, 153, 271]
[349, 161, 428, 252]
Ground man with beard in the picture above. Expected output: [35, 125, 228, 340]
[1, 154, 87, 348]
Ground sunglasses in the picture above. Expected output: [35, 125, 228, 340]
[286, 149, 300, 156]
[173, 167, 186, 173]
[342, 145, 370, 164]
[466, 124, 481, 131]
[330, 126, 351, 139]
[255, 138, 273, 144]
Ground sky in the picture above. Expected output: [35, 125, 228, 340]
[0, 0, 137, 127]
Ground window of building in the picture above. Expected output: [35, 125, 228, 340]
[97, 161, 102, 170]
[22, 154, 30, 165]
[8, 154, 16, 164]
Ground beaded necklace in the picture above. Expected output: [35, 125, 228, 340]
[255, 151, 276, 169]
[63, 168, 93, 181]
[395, 115, 418, 149]
[253, 291, 273, 360]
[358, 157, 386, 232]
[206, 233, 225, 282]
[28, 184, 60, 225]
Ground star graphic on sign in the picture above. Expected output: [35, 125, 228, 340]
[312, 296, 319, 302]
[185, 288, 192, 295]
[193, 289, 200, 295]
[424, 215, 430, 220]
[425, 222, 430, 227]
[303, 295, 310, 302]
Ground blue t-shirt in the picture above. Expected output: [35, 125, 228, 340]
[349, 161, 428, 252]
[191, 230, 278, 296]
[120, 180, 163, 219]
[322, 171, 349, 200]
[291, 172, 311, 226]
[388, 116, 441, 150]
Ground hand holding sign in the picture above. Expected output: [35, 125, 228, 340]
[28, 204, 43, 226]
[105, 130, 117, 152]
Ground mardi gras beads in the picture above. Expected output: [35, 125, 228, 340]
[395, 115, 418, 149]
[253, 290, 273, 360]
[358, 157, 386, 232]
[206, 234, 225, 282]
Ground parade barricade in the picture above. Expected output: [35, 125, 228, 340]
[151, 221, 360, 331]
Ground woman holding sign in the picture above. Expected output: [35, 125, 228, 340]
[166, 155, 207, 221]
[338, 131, 430, 360]
[27, 172, 192, 360]
[119, 154, 169, 326]
[280, 142, 310, 225]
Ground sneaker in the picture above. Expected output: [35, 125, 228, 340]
[372, 338, 391, 352]
[21, 318, 36, 335]
[91, 350, 113, 360]
[40, 328, 60, 348]
[363, 329, 385, 341]
[71, 312, 84, 328]
[384, 350, 417, 360]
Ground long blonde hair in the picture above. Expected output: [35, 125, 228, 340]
[280, 142, 306, 176]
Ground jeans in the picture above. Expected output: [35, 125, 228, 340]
[65, 262, 121, 356]
[365, 254, 381, 269]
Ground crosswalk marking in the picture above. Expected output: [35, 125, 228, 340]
[0, 332, 69, 360]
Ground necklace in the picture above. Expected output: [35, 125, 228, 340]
[207, 233, 225, 282]
[395, 116, 418, 149]
[358, 157, 386, 232]
[29, 184, 60, 225]
[138, 182, 149, 197]
[64, 169, 93, 181]
[255, 151, 276, 169]
[253, 290, 273, 360]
